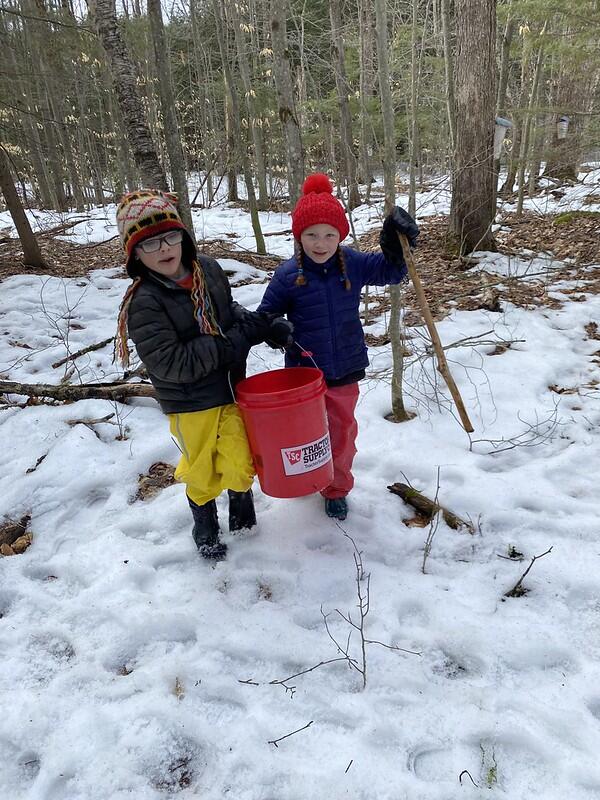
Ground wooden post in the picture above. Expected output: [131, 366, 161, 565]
[398, 232, 474, 433]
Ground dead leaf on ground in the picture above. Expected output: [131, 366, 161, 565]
[0, 513, 31, 548]
[549, 384, 578, 395]
[585, 322, 600, 340]
[134, 462, 177, 502]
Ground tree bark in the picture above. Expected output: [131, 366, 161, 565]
[0, 146, 45, 268]
[212, 0, 265, 253]
[147, 0, 193, 232]
[87, 0, 168, 190]
[270, 0, 305, 208]
[543, 43, 595, 183]
[449, 0, 497, 254]
[374, 0, 412, 424]
[229, 0, 269, 210]
[440, 0, 456, 159]
[357, 0, 374, 197]
[0, 379, 156, 402]
[329, 0, 361, 209]
[516, 22, 547, 216]
[388, 482, 474, 532]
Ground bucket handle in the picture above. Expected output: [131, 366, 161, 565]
[229, 338, 321, 403]
[292, 338, 320, 371]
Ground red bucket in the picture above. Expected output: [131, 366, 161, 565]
[236, 367, 333, 498]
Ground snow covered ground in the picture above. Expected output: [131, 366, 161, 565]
[1, 176, 600, 799]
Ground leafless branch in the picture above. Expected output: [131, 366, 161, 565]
[268, 720, 314, 748]
[504, 547, 553, 598]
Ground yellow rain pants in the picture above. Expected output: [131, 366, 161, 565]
[168, 403, 255, 506]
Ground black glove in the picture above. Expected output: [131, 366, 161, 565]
[380, 207, 419, 264]
[265, 316, 294, 349]
[237, 311, 271, 346]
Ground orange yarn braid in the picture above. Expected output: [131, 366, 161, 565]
[114, 261, 220, 368]
[114, 277, 141, 367]
[190, 260, 219, 335]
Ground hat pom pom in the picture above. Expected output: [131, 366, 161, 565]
[302, 173, 333, 196]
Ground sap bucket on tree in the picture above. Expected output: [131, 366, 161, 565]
[236, 367, 333, 498]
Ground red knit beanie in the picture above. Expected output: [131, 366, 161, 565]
[291, 174, 350, 242]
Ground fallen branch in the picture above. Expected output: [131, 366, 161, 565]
[504, 546, 553, 598]
[67, 413, 116, 426]
[388, 482, 474, 533]
[52, 337, 113, 369]
[263, 228, 292, 237]
[37, 218, 91, 237]
[268, 720, 313, 748]
[0, 379, 156, 402]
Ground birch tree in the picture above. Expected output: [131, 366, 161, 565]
[88, 0, 168, 190]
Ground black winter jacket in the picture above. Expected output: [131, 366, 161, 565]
[127, 255, 263, 414]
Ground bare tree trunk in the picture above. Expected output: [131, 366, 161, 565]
[0, 18, 54, 208]
[543, 47, 595, 183]
[408, 0, 419, 216]
[374, 0, 412, 423]
[440, 0, 456, 158]
[270, 0, 305, 207]
[212, 0, 265, 254]
[229, 0, 269, 210]
[147, 0, 193, 232]
[497, 11, 515, 115]
[329, 0, 361, 209]
[449, 0, 497, 254]
[225, 90, 239, 202]
[88, 0, 168, 190]
[358, 0, 374, 197]
[0, 146, 45, 268]
[516, 22, 547, 215]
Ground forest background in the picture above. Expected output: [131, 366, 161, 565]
[1, 0, 599, 260]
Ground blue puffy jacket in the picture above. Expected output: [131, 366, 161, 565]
[257, 247, 407, 382]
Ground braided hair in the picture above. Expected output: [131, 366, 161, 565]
[294, 244, 351, 291]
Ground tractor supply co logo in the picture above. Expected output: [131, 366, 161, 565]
[281, 433, 332, 476]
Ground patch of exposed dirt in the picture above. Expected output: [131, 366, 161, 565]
[2, 209, 597, 325]
[357, 211, 600, 326]
[0, 513, 33, 556]
[0, 232, 281, 281]
[0, 235, 125, 280]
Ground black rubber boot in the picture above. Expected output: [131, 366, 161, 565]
[187, 496, 227, 560]
[228, 489, 257, 533]
[324, 497, 348, 521]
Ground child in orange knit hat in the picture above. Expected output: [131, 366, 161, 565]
[115, 190, 292, 558]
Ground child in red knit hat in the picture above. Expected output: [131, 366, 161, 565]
[115, 189, 292, 559]
[258, 174, 419, 521]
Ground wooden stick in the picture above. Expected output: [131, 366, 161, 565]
[387, 482, 474, 533]
[398, 232, 474, 432]
[52, 337, 113, 369]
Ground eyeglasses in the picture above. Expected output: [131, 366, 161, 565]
[137, 230, 184, 253]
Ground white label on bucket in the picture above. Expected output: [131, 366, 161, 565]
[281, 433, 332, 476]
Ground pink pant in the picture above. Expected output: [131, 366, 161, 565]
[321, 383, 359, 500]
